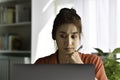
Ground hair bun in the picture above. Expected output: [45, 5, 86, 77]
[70, 8, 76, 14]
[59, 8, 76, 14]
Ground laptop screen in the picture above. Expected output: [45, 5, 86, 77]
[11, 64, 95, 80]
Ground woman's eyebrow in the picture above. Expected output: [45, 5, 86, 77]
[59, 31, 66, 34]
[59, 31, 78, 34]
[72, 32, 79, 34]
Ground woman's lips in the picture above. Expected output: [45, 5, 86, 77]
[64, 48, 73, 51]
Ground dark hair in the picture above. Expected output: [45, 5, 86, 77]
[52, 8, 82, 40]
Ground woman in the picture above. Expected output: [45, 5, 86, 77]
[35, 8, 108, 80]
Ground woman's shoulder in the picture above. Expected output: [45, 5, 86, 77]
[34, 53, 57, 64]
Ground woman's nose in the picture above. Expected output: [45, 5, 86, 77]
[65, 36, 72, 46]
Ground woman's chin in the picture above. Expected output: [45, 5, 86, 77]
[64, 50, 74, 54]
[59, 49, 75, 54]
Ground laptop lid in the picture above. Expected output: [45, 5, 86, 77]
[11, 64, 95, 80]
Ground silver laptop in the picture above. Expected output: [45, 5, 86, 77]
[11, 64, 95, 80]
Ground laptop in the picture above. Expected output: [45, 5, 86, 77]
[11, 64, 95, 80]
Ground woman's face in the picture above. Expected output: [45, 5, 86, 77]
[55, 23, 80, 54]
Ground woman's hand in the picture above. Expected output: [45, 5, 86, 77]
[67, 51, 83, 64]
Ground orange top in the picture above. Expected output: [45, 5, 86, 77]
[35, 52, 108, 80]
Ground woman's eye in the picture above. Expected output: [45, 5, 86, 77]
[60, 35, 66, 38]
[71, 35, 77, 39]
